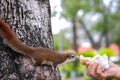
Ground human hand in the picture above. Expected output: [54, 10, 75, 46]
[86, 61, 120, 79]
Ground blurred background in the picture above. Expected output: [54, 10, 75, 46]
[50, 0, 120, 80]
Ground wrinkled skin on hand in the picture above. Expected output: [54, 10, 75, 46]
[85, 61, 120, 79]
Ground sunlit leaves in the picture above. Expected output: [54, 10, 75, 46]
[61, 0, 91, 21]
[90, 0, 105, 12]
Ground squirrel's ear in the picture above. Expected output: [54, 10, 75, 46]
[65, 54, 69, 58]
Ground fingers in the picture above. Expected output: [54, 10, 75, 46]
[85, 61, 90, 67]
[96, 64, 106, 78]
[86, 62, 106, 79]
[87, 62, 98, 77]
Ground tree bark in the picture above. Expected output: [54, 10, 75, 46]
[72, 18, 78, 51]
[79, 19, 101, 49]
[0, 0, 60, 80]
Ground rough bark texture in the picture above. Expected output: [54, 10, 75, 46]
[0, 0, 60, 80]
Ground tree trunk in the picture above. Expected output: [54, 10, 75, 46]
[0, 0, 60, 80]
[72, 18, 78, 51]
[79, 19, 101, 49]
[103, 14, 110, 47]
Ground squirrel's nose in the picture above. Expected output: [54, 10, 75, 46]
[75, 56, 79, 60]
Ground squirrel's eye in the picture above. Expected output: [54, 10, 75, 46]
[71, 55, 75, 58]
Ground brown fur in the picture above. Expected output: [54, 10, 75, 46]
[0, 18, 77, 68]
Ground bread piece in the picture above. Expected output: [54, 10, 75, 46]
[79, 55, 91, 65]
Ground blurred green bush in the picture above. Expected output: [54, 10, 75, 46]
[98, 48, 115, 57]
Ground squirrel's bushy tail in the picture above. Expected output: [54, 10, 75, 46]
[0, 18, 33, 56]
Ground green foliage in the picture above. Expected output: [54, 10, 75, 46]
[108, 11, 120, 45]
[59, 61, 91, 80]
[61, 0, 91, 21]
[77, 51, 96, 57]
[112, 11, 120, 21]
[77, 48, 115, 57]
[61, 0, 120, 49]
[98, 48, 115, 57]
[53, 29, 72, 51]
[61, 0, 80, 20]
[92, 19, 105, 32]
[92, 11, 120, 33]
[91, 0, 105, 13]
[110, 30, 120, 45]
[53, 34, 59, 50]
[91, 12, 120, 47]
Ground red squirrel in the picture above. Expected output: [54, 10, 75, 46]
[0, 18, 78, 68]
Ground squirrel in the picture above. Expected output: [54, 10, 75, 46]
[0, 18, 78, 68]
